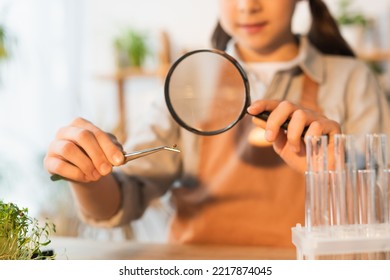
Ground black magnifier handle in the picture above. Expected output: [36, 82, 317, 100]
[249, 110, 309, 138]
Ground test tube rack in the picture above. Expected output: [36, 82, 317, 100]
[292, 223, 390, 259]
[292, 134, 390, 260]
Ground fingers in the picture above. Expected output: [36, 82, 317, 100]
[247, 99, 281, 117]
[249, 100, 309, 152]
[70, 118, 125, 166]
[263, 101, 298, 141]
[248, 99, 341, 173]
[248, 100, 341, 153]
[303, 118, 341, 139]
[45, 117, 125, 182]
[44, 155, 90, 182]
[248, 100, 299, 141]
[248, 100, 286, 144]
[55, 126, 114, 176]
[303, 119, 341, 171]
[285, 108, 316, 152]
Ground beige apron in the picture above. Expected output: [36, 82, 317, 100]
[169, 75, 320, 247]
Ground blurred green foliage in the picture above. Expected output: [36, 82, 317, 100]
[114, 28, 150, 68]
[336, 0, 368, 26]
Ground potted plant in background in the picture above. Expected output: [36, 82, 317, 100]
[0, 200, 56, 260]
[0, 24, 9, 62]
[113, 28, 150, 69]
[0, 23, 11, 83]
[336, 0, 369, 52]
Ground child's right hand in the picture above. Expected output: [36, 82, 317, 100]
[44, 118, 125, 183]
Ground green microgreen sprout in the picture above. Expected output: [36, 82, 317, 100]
[0, 200, 56, 260]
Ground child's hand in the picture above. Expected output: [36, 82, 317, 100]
[247, 100, 341, 173]
[44, 118, 125, 182]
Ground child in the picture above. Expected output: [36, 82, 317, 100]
[44, 0, 389, 247]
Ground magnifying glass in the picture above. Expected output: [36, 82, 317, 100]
[164, 49, 296, 136]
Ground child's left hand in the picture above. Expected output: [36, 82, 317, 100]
[247, 99, 341, 173]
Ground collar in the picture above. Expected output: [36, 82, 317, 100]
[225, 35, 325, 84]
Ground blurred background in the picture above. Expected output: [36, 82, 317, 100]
[1, 0, 390, 242]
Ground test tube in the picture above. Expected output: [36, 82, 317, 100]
[365, 134, 388, 223]
[306, 135, 328, 173]
[329, 170, 348, 225]
[383, 169, 390, 223]
[305, 135, 329, 227]
[305, 171, 315, 228]
[334, 134, 358, 224]
[365, 133, 388, 171]
[357, 169, 377, 224]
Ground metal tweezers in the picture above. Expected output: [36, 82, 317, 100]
[50, 145, 180, 181]
[123, 145, 180, 163]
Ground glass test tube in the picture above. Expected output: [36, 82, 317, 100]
[365, 133, 388, 171]
[334, 134, 358, 224]
[329, 170, 348, 225]
[305, 135, 329, 227]
[305, 171, 315, 228]
[384, 169, 390, 223]
[357, 169, 377, 224]
[365, 134, 389, 223]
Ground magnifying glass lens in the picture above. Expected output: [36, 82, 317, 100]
[165, 50, 249, 135]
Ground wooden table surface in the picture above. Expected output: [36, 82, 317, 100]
[49, 237, 296, 260]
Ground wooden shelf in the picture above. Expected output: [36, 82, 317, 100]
[94, 31, 172, 143]
[97, 64, 170, 143]
[98, 65, 167, 80]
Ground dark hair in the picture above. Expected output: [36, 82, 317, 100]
[308, 0, 355, 57]
[211, 21, 231, 51]
[211, 0, 355, 57]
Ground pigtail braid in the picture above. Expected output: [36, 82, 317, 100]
[211, 21, 231, 51]
[308, 0, 355, 57]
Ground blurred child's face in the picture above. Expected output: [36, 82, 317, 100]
[218, 0, 298, 57]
